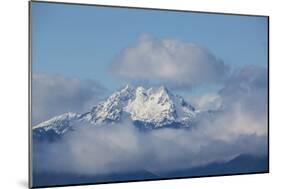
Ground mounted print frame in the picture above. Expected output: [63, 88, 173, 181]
[29, 1, 269, 188]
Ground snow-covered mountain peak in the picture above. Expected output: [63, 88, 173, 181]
[88, 85, 136, 123]
[135, 86, 145, 94]
[118, 84, 134, 95]
[33, 85, 197, 138]
[157, 85, 169, 93]
[124, 85, 195, 127]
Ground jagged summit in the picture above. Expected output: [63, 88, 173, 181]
[124, 85, 194, 127]
[33, 85, 197, 138]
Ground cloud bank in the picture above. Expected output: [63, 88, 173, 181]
[32, 73, 106, 125]
[33, 120, 267, 176]
[110, 35, 229, 88]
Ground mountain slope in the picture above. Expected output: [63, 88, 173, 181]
[33, 85, 197, 139]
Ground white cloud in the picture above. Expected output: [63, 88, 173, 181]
[32, 73, 106, 125]
[110, 34, 229, 88]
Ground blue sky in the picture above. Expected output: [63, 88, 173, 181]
[31, 2, 268, 92]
